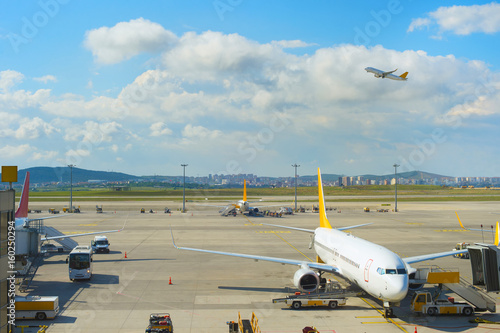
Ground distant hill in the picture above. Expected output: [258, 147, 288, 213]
[2, 167, 139, 184]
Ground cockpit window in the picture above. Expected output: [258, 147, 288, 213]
[397, 268, 406, 274]
[385, 269, 397, 274]
[377, 267, 385, 275]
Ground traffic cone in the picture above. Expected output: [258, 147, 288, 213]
[414, 327, 417, 333]
[169, 277, 172, 285]
[124, 252, 127, 259]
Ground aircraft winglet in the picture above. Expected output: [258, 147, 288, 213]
[318, 168, 332, 229]
[456, 211, 466, 230]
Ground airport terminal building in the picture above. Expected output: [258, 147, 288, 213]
[0, 189, 15, 333]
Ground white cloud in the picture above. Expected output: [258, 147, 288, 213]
[65, 149, 91, 159]
[33, 75, 57, 84]
[407, 18, 432, 33]
[0, 144, 31, 159]
[0, 70, 24, 92]
[271, 40, 315, 48]
[84, 18, 178, 64]
[32, 150, 58, 161]
[0, 117, 59, 139]
[182, 124, 222, 140]
[409, 3, 500, 36]
[64, 121, 122, 143]
[3, 29, 500, 176]
[150, 122, 172, 136]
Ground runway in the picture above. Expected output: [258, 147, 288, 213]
[15, 200, 500, 332]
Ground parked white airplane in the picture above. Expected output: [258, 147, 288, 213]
[15, 172, 124, 242]
[172, 168, 469, 316]
[365, 67, 408, 81]
[202, 179, 283, 216]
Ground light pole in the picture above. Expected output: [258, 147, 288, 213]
[393, 163, 399, 212]
[181, 164, 188, 213]
[292, 164, 300, 211]
[68, 164, 75, 213]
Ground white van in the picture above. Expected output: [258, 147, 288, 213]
[91, 235, 110, 253]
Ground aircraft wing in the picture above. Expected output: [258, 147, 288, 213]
[258, 222, 372, 233]
[384, 68, 398, 75]
[456, 212, 497, 232]
[403, 249, 468, 265]
[41, 221, 127, 241]
[171, 229, 339, 273]
[28, 215, 68, 222]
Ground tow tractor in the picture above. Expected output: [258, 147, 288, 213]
[145, 313, 173, 332]
[452, 242, 470, 259]
[410, 291, 474, 316]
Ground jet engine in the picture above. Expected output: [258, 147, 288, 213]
[293, 268, 320, 292]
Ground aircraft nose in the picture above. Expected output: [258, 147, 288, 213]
[387, 275, 408, 302]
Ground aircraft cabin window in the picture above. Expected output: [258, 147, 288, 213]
[386, 269, 397, 275]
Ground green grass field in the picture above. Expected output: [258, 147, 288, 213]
[21, 185, 500, 202]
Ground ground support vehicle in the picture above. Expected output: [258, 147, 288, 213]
[96, 205, 103, 213]
[145, 313, 173, 333]
[227, 312, 260, 333]
[453, 243, 470, 259]
[410, 292, 474, 316]
[91, 235, 110, 253]
[41, 243, 64, 254]
[15, 296, 59, 320]
[273, 288, 360, 309]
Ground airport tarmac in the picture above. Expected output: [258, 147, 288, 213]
[15, 199, 500, 333]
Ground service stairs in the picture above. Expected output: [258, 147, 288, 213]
[417, 267, 496, 312]
[19, 254, 44, 292]
[442, 276, 496, 312]
[43, 226, 79, 251]
[219, 205, 236, 216]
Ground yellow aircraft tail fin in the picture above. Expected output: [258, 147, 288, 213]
[399, 72, 408, 79]
[318, 168, 332, 229]
[243, 179, 247, 202]
[495, 221, 499, 246]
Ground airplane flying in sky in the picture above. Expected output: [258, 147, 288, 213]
[365, 67, 408, 81]
[15, 172, 124, 242]
[173, 168, 472, 316]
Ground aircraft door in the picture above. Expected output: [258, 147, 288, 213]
[364, 259, 373, 282]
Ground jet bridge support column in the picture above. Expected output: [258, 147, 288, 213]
[468, 244, 500, 292]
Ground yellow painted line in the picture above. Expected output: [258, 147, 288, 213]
[271, 231, 314, 262]
[360, 298, 408, 333]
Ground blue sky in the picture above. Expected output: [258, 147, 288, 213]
[1, 1, 500, 177]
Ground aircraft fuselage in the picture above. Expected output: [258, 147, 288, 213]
[314, 227, 408, 302]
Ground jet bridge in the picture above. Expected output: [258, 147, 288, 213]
[467, 244, 500, 292]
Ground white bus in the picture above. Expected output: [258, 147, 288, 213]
[67, 246, 93, 280]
